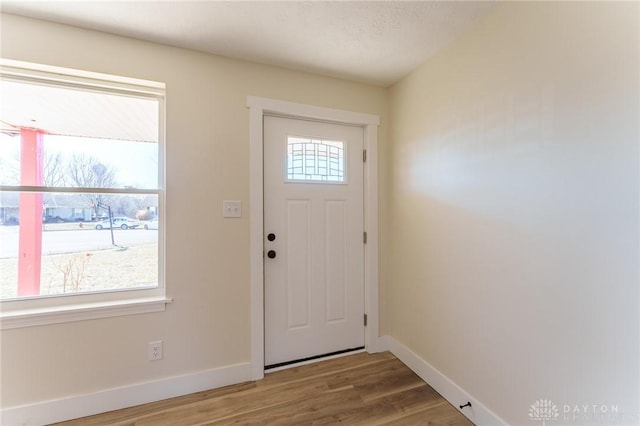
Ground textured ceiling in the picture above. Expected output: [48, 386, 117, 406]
[1, 1, 496, 87]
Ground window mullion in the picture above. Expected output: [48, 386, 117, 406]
[0, 185, 160, 195]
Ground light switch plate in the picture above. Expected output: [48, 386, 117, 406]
[223, 200, 242, 218]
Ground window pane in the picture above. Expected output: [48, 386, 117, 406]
[1, 63, 164, 305]
[287, 136, 345, 182]
[45, 134, 158, 189]
[0, 192, 158, 300]
[0, 120, 158, 190]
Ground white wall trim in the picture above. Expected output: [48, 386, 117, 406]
[0, 297, 172, 330]
[246, 96, 382, 381]
[383, 336, 507, 426]
[363, 123, 383, 353]
[247, 96, 379, 126]
[0, 362, 251, 426]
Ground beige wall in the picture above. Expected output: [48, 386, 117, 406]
[389, 2, 638, 425]
[0, 13, 389, 408]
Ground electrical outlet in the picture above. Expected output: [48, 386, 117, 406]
[148, 340, 163, 361]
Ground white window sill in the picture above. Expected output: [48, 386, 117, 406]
[0, 297, 172, 329]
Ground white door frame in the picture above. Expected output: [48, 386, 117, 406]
[247, 96, 381, 380]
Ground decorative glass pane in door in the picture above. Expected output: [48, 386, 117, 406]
[287, 136, 345, 182]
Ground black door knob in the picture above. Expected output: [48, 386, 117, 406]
[267, 233, 276, 241]
[267, 250, 276, 259]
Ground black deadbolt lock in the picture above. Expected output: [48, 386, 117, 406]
[267, 233, 276, 241]
[267, 250, 277, 259]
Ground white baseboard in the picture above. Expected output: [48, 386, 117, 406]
[1, 362, 252, 426]
[2, 339, 505, 426]
[382, 336, 507, 426]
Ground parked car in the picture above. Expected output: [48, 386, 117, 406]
[95, 217, 140, 230]
[144, 219, 159, 230]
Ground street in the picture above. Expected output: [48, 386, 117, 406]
[0, 227, 158, 258]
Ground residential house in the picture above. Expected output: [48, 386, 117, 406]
[0, 192, 93, 224]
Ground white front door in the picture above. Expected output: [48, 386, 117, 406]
[264, 115, 365, 367]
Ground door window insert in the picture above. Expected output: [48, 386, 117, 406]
[286, 136, 345, 183]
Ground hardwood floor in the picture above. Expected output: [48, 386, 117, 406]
[54, 352, 474, 425]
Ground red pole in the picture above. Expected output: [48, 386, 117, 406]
[17, 129, 44, 296]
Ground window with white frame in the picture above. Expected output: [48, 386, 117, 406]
[0, 60, 165, 317]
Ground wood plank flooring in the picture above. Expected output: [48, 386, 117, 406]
[54, 352, 474, 425]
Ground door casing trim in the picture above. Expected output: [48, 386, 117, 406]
[247, 96, 381, 380]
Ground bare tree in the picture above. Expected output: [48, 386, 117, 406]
[4, 147, 67, 187]
[68, 154, 116, 188]
[40, 151, 67, 210]
[0, 138, 20, 185]
[67, 154, 117, 217]
[44, 152, 66, 187]
[112, 195, 139, 218]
